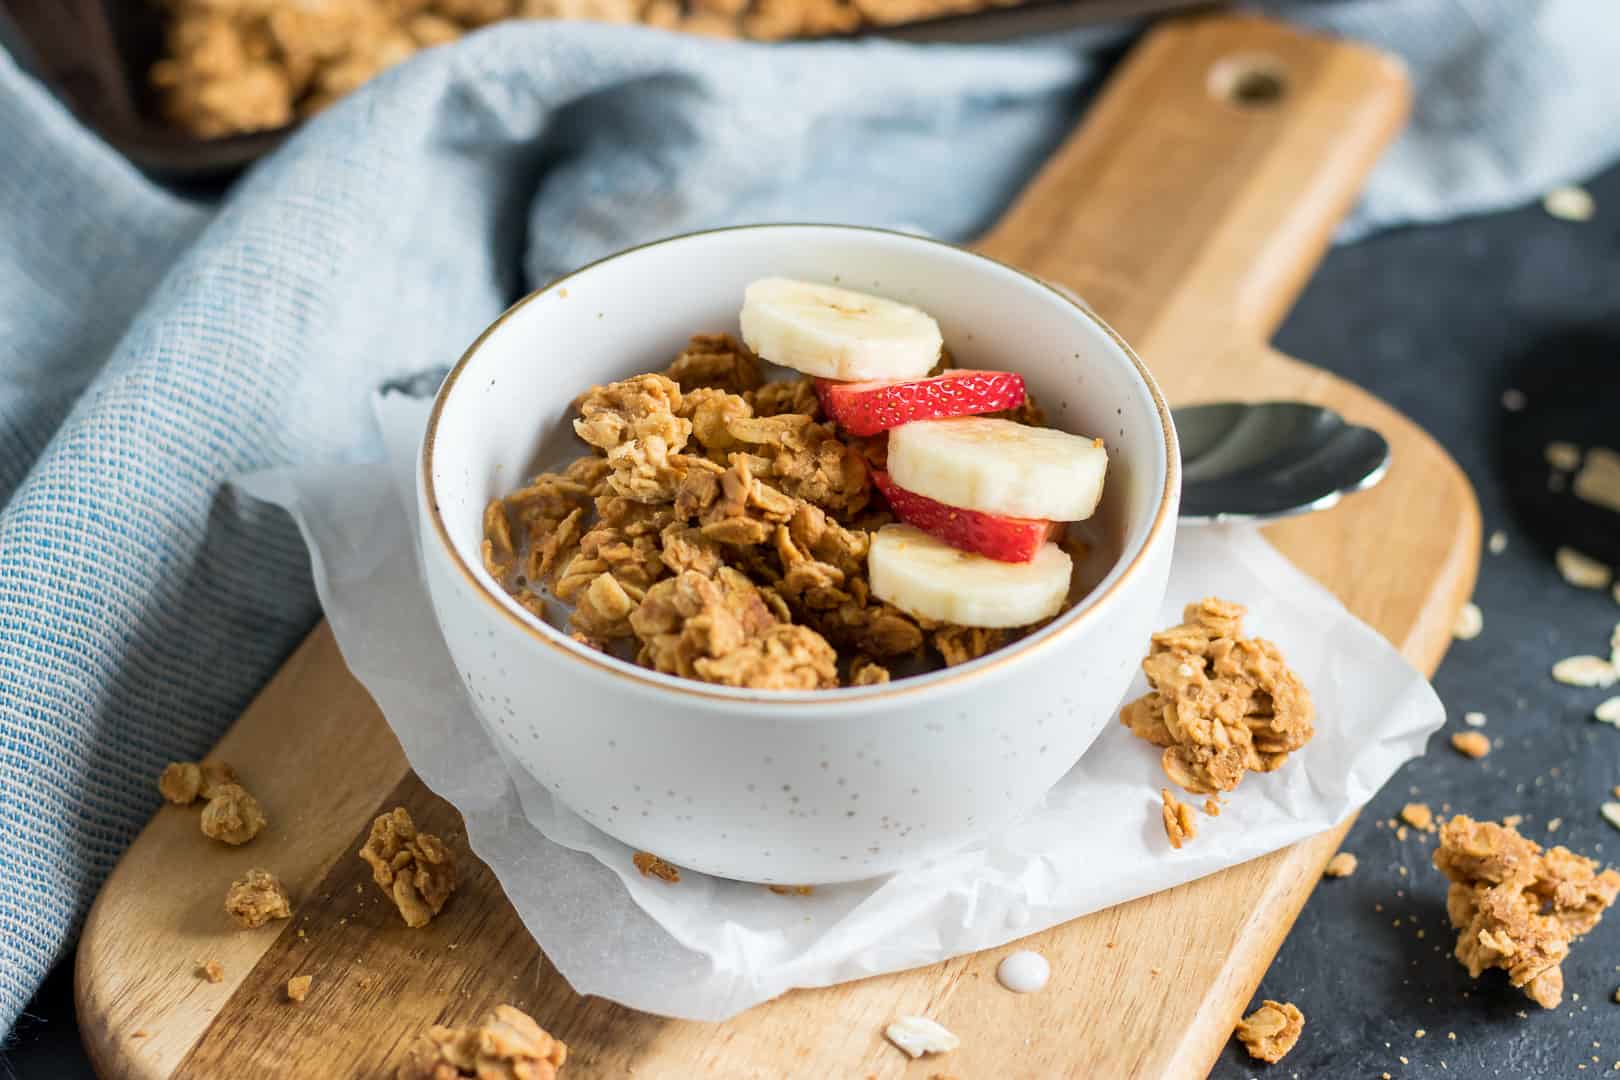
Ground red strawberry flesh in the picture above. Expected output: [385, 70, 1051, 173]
[872, 471, 1056, 564]
[816, 369, 1026, 436]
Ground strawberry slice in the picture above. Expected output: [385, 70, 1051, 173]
[873, 471, 1056, 564]
[816, 369, 1026, 436]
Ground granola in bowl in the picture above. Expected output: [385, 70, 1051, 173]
[480, 279, 1111, 690]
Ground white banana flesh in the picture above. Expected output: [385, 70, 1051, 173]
[739, 277, 942, 381]
[868, 525, 1072, 629]
[887, 417, 1108, 521]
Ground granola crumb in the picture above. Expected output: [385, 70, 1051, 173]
[1557, 547, 1614, 591]
[1434, 815, 1620, 1009]
[1464, 711, 1487, 727]
[197, 960, 224, 983]
[1453, 601, 1484, 641]
[1544, 185, 1597, 222]
[200, 784, 267, 845]
[1402, 803, 1436, 832]
[767, 884, 813, 895]
[1488, 530, 1508, 555]
[1547, 442, 1584, 471]
[1554, 656, 1619, 688]
[1324, 852, 1358, 878]
[287, 975, 312, 1003]
[225, 868, 292, 929]
[1234, 1000, 1303, 1063]
[396, 1004, 566, 1080]
[1161, 788, 1197, 849]
[633, 851, 681, 883]
[1549, 817, 1564, 832]
[131, 1029, 150, 1038]
[358, 808, 456, 928]
[1504, 814, 1524, 828]
[158, 762, 202, 805]
[1203, 796, 1221, 817]
[1451, 731, 1492, 759]
[1397, 825, 1410, 842]
[1121, 598, 1313, 796]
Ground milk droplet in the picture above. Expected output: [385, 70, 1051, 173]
[996, 949, 1049, 993]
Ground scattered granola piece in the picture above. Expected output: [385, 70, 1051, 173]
[1549, 818, 1564, 832]
[200, 784, 267, 845]
[1554, 656, 1619, 689]
[1324, 852, 1358, 878]
[1161, 788, 1196, 850]
[1558, 548, 1614, 590]
[1547, 442, 1584, 471]
[198, 761, 240, 800]
[1121, 598, 1313, 795]
[198, 960, 224, 983]
[1488, 530, 1508, 555]
[1234, 1000, 1303, 1063]
[1203, 796, 1222, 817]
[158, 762, 203, 805]
[1452, 601, 1484, 641]
[287, 975, 312, 1003]
[1504, 814, 1524, 828]
[1434, 815, 1620, 1008]
[359, 808, 457, 928]
[1579, 449, 1620, 513]
[1502, 388, 1527, 411]
[884, 1016, 959, 1058]
[633, 851, 681, 883]
[1465, 711, 1487, 727]
[1397, 825, 1410, 842]
[396, 1004, 566, 1080]
[1402, 803, 1436, 832]
[766, 884, 813, 895]
[225, 868, 292, 929]
[1544, 185, 1597, 222]
[1602, 804, 1620, 832]
[1451, 731, 1491, 759]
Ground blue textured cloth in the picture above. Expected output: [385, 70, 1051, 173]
[1, 2, 1617, 1032]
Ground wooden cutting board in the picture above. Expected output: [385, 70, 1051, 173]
[76, 13, 1479, 1079]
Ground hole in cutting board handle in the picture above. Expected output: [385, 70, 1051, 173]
[1209, 54, 1288, 107]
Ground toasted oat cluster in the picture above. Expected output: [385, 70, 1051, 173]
[1120, 598, 1314, 795]
[397, 1003, 567, 1080]
[1234, 1000, 1303, 1063]
[225, 867, 293, 929]
[151, 0, 1027, 138]
[359, 807, 458, 928]
[482, 335, 1055, 690]
[1433, 815, 1620, 1009]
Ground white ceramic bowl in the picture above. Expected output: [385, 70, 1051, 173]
[419, 225, 1179, 884]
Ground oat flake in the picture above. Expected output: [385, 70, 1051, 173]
[1464, 711, 1487, 727]
[1544, 185, 1596, 221]
[1603, 803, 1620, 833]
[885, 1016, 959, 1058]
[1547, 441, 1583, 471]
[1453, 602, 1484, 641]
[1488, 530, 1508, 555]
[1596, 698, 1620, 726]
[1574, 448, 1620, 513]
[1557, 547, 1614, 590]
[1554, 656, 1619, 688]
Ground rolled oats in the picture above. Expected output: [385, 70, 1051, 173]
[1120, 598, 1313, 795]
[1553, 656, 1618, 688]
[1160, 788, 1196, 849]
[1234, 1000, 1303, 1063]
[1544, 185, 1597, 222]
[1557, 547, 1614, 590]
[1434, 815, 1620, 1008]
[884, 1016, 959, 1058]
[1453, 601, 1483, 641]
[1546, 442, 1584, 471]
[359, 807, 456, 928]
[1595, 697, 1620, 726]
[1574, 447, 1620, 513]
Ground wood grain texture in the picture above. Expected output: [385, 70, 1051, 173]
[76, 12, 1479, 1080]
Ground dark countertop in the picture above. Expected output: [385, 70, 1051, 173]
[5, 164, 1618, 1080]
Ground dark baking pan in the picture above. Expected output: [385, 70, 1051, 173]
[0, 0, 1212, 181]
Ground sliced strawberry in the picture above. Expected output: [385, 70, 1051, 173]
[816, 369, 1026, 436]
[872, 471, 1056, 563]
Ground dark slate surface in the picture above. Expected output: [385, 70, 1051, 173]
[5, 167, 1617, 1080]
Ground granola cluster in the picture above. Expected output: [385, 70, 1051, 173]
[1433, 815, 1620, 1009]
[225, 867, 293, 929]
[397, 1004, 567, 1080]
[159, 759, 269, 845]
[1120, 598, 1314, 796]
[360, 807, 458, 928]
[1234, 1000, 1303, 1063]
[152, 0, 1026, 137]
[482, 334, 1047, 690]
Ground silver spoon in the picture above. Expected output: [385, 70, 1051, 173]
[1174, 401, 1391, 524]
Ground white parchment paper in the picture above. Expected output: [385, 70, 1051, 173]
[234, 391, 1444, 1021]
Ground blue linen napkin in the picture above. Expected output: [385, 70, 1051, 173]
[1, 1, 1617, 1032]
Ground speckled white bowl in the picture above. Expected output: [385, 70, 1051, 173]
[419, 225, 1178, 884]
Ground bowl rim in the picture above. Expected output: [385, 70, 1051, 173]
[420, 223, 1179, 705]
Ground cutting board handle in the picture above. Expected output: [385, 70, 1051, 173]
[979, 13, 1410, 352]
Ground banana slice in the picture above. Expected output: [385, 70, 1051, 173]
[739, 277, 942, 381]
[868, 524, 1072, 629]
[887, 417, 1107, 521]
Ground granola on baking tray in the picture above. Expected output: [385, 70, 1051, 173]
[480, 322, 1096, 691]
